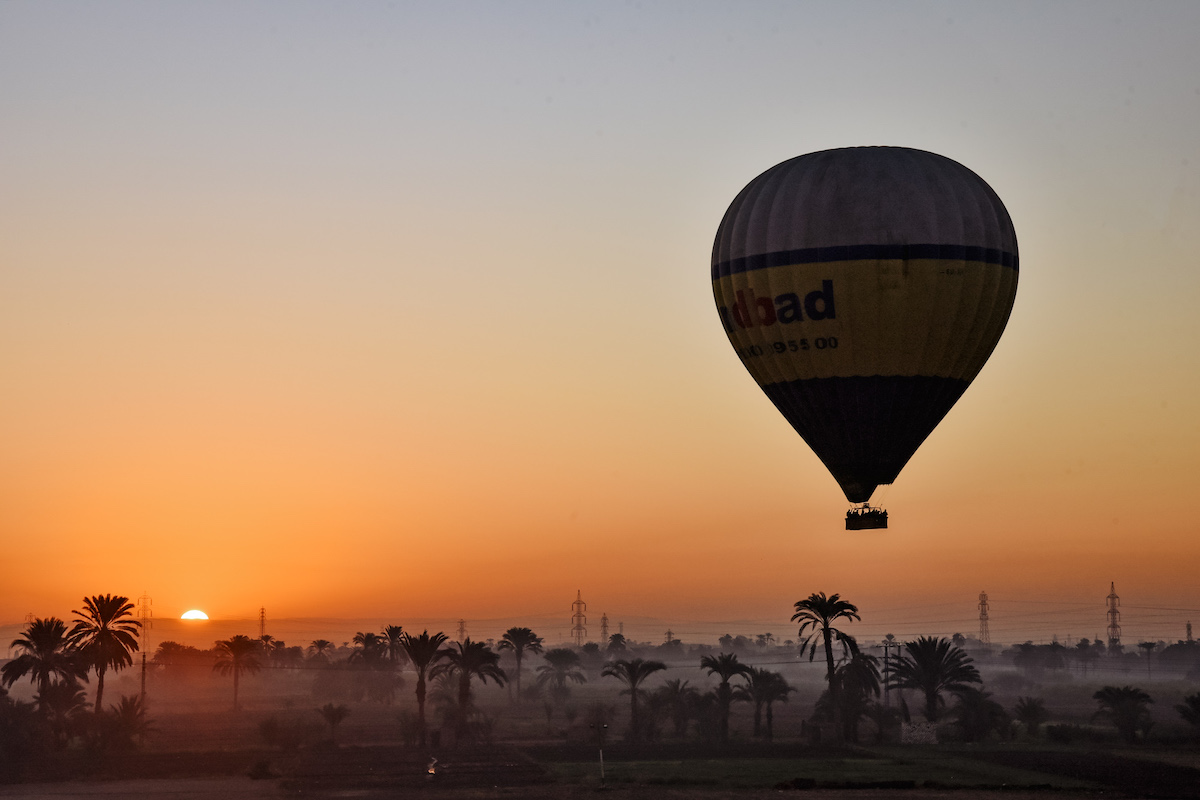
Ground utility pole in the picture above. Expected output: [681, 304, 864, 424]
[1106, 582, 1122, 648]
[978, 591, 991, 646]
[259, 606, 266, 640]
[571, 590, 587, 647]
[881, 634, 900, 707]
[600, 613, 609, 642]
[137, 593, 153, 704]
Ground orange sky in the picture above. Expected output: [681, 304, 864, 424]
[2, 3, 1198, 646]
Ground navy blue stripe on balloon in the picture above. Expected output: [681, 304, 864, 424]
[712, 244, 1018, 280]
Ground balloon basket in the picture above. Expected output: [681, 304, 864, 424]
[846, 506, 888, 530]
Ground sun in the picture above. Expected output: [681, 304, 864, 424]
[181, 610, 209, 620]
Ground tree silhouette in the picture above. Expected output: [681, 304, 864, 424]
[792, 592, 860, 736]
[101, 694, 155, 751]
[380, 625, 407, 667]
[825, 652, 881, 742]
[601, 658, 667, 743]
[1176, 693, 1200, 732]
[1, 617, 88, 697]
[699, 652, 750, 744]
[308, 639, 334, 662]
[761, 671, 794, 741]
[953, 687, 1009, 742]
[535, 648, 586, 707]
[606, 633, 627, 654]
[317, 703, 350, 746]
[431, 638, 506, 741]
[653, 679, 699, 738]
[35, 679, 88, 748]
[350, 631, 387, 666]
[67, 595, 140, 716]
[400, 630, 448, 747]
[1093, 685, 1153, 743]
[889, 636, 981, 722]
[734, 667, 791, 738]
[212, 635, 263, 711]
[497, 627, 544, 703]
[1014, 696, 1048, 736]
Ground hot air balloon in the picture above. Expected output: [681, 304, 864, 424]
[712, 147, 1018, 529]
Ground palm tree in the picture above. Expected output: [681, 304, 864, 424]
[400, 630, 448, 747]
[1014, 696, 1048, 736]
[606, 633, 628, 654]
[308, 639, 335, 662]
[699, 652, 750, 744]
[535, 648, 587, 705]
[431, 638, 506, 741]
[102, 694, 155, 751]
[1, 617, 88, 697]
[67, 594, 140, 716]
[381, 625, 407, 668]
[733, 667, 777, 738]
[1093, 685, 1153, 743]
[889, 636, 981, 722]
[792, 592, 860, 735]
[1175, 692, 1200, 732]
[212, 635, 263, 711]
[833, 652, 881, 742]
[350, 631, 387, 666]
[36, 679, 89, 748]
[953, 687, 1009, 742]
[317, 703, 350, 746]
[601, 658, 667, 742]
[497, 627, 544, 703]
[761, 671, 795, 741]
[654, 679, 699, 738]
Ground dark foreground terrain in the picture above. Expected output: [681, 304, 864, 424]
[4, 740, 1200, 800]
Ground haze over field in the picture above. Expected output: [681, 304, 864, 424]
[2, 2, 1198, 635]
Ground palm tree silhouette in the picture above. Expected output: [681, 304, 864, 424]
[1, 617, 88, 697]
[653, 678, 699, 738]
[535, 648, 586, 707]
[1093, 685, 1153, 743]
[889, 636, 981, 722]
[735, 667, 794, 738]
[400, 630, 448, 747]
[431, 638, 506, 741]
[699, 652, 750, 744]
[317, 702, 351, 746]
[350, 631, 387, 666]
[308, 639, 334, 662]
[601, 657, 667, 743]
[761, 671, 794, 741]
[212, 635, 263, 711]
[497, 627, 544, 703]
[36, 678, 89, 748]
[792, 592, 860, 735]
[67, 595, 140, 716]
[381, 625, 407, 667]
[825, 652, 881, 741]
[1175, 692, 1200, 732]
[1014, 696, 1048, 736]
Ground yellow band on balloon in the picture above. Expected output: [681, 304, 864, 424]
[712, 259, 1017, 384]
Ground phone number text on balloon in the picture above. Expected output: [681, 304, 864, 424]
[737, 337, 839, 360]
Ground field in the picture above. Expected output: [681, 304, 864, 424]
[3, 648, 1199, 798]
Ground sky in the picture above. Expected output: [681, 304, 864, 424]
[2, 1, 1198, 647]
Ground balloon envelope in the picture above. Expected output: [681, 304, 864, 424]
[712, 147, 1018, 503]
